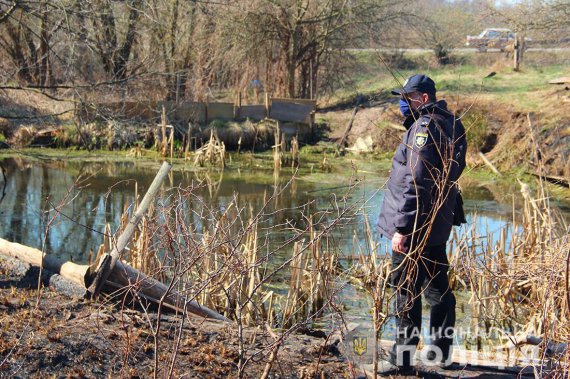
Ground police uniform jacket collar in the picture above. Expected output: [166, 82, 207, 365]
[403, 100, 452, 130]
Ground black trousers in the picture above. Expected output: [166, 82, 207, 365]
[389, 243, 456, 367]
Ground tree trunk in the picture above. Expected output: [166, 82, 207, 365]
[3, 21, 33, 83]
[0, 237, 229, 321]
[513, 33, 525, 72]
[39, 2, 50, 87]
[114, 0, 143, 80]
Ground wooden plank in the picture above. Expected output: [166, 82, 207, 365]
[239, 105, 266, 120]
[120, 101, 159, 119]
[270, 98, 317, 107]
[159, 101, 207, 123]
[269, 101, 314, 124]
[207, 102, 234, 121]
[78, 102, 159, 122]
[80, 98, 315, 124]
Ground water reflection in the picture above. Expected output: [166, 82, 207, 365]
[0, 158, 326, 262]
[2, 156, 563, 262]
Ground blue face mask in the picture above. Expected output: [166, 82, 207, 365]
[399, 98, 411, 117]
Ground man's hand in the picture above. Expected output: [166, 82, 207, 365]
[392, 232, 408, 254]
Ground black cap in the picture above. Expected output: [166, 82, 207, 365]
[391, 74, 436, 96]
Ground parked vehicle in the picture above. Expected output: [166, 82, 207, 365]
[466, 28, 515, 52]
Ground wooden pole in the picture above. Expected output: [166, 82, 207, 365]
[88, 161, 172, 298]
[169, 126, 174, 159]
[161, 106, 168, 157]
[513, 33, 524, 72]
[185, 122, 192, 158]
[478, 152, 502, 176]
[237, 92, 242, 119]
[273, 125, 281, 171]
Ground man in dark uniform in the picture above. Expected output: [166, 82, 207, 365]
[377, 74, 467, 373]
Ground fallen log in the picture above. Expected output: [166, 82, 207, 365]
[531, 173, 570, 188]
[0, 237, 229, 321]
[0, 253, 87, 298]
[0, 238, 90, 287]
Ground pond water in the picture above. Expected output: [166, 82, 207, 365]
[0, 156, 523, 261]
[1, 154, 567, 348]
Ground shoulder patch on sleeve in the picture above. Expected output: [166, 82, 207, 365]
[420, 118, 430, 126]
[414, 132, 428, 147]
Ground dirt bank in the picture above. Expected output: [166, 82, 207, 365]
[318, 91, 570, 180]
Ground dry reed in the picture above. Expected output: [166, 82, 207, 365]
[193, 130, 226, 167]
[449, 180, 569, 374]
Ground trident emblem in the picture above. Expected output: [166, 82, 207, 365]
[352, 336, 367, 356]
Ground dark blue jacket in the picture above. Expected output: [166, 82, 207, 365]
[378, 100, 467, 247]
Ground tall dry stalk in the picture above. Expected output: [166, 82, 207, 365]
[348, 213, 392, 378]
[450, 179, 569, 374]
[279, 225, 338, 329]
[291, 136, 299, 168]
[273, 127, 282, 172]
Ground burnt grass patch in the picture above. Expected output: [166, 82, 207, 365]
[0, 259, 350, 378]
